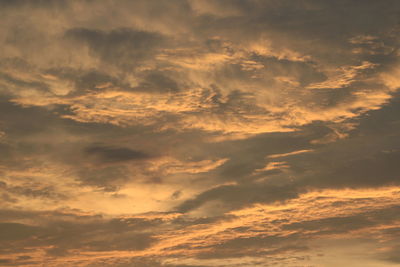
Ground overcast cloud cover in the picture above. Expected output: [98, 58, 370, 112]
[0, 1, 400, 266]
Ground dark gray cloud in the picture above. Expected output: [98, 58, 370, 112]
[176, 183, 300, 213]
[65, 28, 166, 70]
[134, 70, 181, 94]
[0, 182, 67, 200]
[0, 223, 40, 241]
[0, 98, 58, 137]
[171, 93, 400, 216]
[0, 0, 68, 8]
[195, 235, 307, 260]
[0, 210, 159, 263]
[87, 257, 204, 267]
[84, 145, 151, 163]
[76, 166, 130, 191]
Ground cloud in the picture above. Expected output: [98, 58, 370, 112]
[176, 183, 300, 213]
[0, 209, 161, 263]
[267, 149, 314, 159]
[1, 1, 400, 266]
[84, 145, 152, 163]
[65, 28, 166, 71]
[0, 222, 40, 241]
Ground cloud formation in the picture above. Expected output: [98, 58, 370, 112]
[0, 0, 399, 266]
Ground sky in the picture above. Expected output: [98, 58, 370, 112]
[0, 1, 400, 266]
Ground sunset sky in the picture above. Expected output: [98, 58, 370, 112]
[1, 1, 400, 266]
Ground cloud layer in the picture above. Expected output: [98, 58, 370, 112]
[1, 1, 400, 266]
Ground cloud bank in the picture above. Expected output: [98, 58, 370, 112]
[1, 1, 400, 266]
